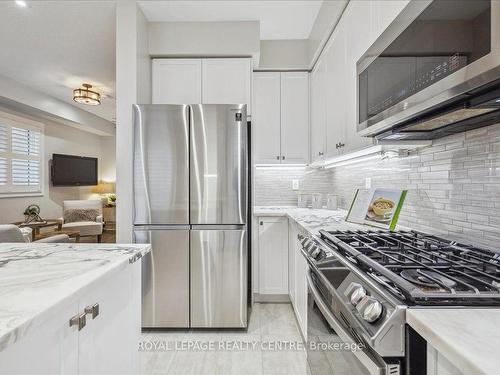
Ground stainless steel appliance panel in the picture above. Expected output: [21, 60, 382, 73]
[133, 104, 190, 225]
[190, 104, 248, 225]
[357, 0, 500, 138]
[306, 268, 390, 375]
[134, 227, 190, 328]
[190, 228, 247, 328]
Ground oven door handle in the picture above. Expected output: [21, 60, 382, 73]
[306, 269, 387, 375]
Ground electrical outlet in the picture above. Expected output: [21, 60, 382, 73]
[365, 177, 372, 189]
[292, 179, 299, 191]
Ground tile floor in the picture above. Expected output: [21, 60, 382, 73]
[140, 303, 310, 375]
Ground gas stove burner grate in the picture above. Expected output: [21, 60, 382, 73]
[319, 229, 500, 305]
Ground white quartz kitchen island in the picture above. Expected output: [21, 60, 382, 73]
[0, 242, 151, 375]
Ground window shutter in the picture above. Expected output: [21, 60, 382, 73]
[0, 124, 7, 153]
[0, 125, 7, 186]
[11, 127, 40, 156]
[12, 159, 40, 186]
[0, 116, 43, 195]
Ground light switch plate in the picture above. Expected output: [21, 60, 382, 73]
[292, 179, 299, 190]
[365, 177, 372, 189]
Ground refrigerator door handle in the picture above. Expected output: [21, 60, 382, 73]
[191, 224, 246, 230]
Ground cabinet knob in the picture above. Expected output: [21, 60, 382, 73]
[84, 303, 100, 319]
[276, 155, 280, 160]
[70, 313, 86, 331]
[282, 155, 285, 160]
[260, 221, 263, 226]
[319, 152, 324, 156]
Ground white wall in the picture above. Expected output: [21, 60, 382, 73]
[0, 116, 111, 223]
[116, 1, 151, 243]
[258, 40, 310, 71]
[148, 21, 260, 63]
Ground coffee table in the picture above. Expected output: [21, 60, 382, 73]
[13, 219, 63, 241]
[34, 230, 81, 243]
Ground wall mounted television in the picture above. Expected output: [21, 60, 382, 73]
[51, 154, 98, 186]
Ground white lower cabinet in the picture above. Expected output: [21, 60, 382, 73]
[256, 216, 307, 340]
[289, 221, 308, 340]
[0, 262, 141, 375]
[258, 216, 289, 295]
[427, 344, 465, 375]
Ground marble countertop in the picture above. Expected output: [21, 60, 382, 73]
[0, 242, 151, 352]
[253, 205, 370, 235]
[407, 309, 500, 375]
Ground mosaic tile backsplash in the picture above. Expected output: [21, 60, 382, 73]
[254, 122, 500, 250]
[253, 167, 334, 206]
[331, 123, 500, 250]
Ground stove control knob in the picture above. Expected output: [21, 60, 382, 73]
[356, 296, 383, 323]
[344, 282, 366, 306]
[350, 286, 367, 306]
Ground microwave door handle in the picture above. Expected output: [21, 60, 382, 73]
[306, 270, 386, 375]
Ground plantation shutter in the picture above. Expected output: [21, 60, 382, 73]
[0, 115, 43, 195]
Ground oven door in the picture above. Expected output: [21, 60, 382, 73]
[306, 268, 394, 375]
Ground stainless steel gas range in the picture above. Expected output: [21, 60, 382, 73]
[301, 230, 500, 375]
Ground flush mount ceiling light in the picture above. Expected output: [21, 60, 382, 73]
[73, 83, 101, 106]
[15, 0, 27, 7]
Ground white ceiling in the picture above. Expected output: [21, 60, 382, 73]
[0, 1, 116, 122]
[138, 0, 324, 40]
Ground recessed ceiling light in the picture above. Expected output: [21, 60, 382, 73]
[73, 83, 101, 106]
[15, 0, 27, 8]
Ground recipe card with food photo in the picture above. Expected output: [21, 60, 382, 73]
[346, 188, 407, 230]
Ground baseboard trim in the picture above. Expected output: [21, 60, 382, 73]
[253, 293, 290, 303]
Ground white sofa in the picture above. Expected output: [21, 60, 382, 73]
[0, 224, 69, 243]
[61, 200, 103, 242]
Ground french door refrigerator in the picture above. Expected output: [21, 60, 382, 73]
[133, 104, 248, 329]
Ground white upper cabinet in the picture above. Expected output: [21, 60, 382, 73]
[309, 0, 411, 162]
[152, 59, 202, 104]
[342, 2, 375, 153]
[253, 72, 309, 165]
[152, 58, 252, 113]
[202, 58, 252, 114]
[310, 57, 326, 161]
[280, 72, 309, 164]
[253, 72, 281, 164]
[324, 28, 347, 157]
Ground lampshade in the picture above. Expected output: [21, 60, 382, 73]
[91, 182, 115, 194]
[73, 83, 101, 106]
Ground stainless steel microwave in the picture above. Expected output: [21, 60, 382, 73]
[357, 0, 500, 140]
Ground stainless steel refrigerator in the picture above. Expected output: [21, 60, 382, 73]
[132, 104, 248, 329]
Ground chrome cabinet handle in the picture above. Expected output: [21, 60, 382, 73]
[318, 152, 324, 156]
[84, 303, 100, 319]
[70, 313, 86, 331]
[336, 142, 345, 149]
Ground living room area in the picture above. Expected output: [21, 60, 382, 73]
[0, 1, 117, 244]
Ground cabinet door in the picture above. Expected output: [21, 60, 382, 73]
[78, 263, 140, 375]
[258, 217, 288, 295]
[0, 299, 79, 375]
[342, 2, 374, 154]
[280, 72, 310, 164]
[325, 30, 346, 157]
[310, 58, 327, 162]
[294, 238, 308, 340]
[288, 219, 297, 304]
[202, 58, 252, 114]
[253, 72, 281, 164]
[152, 59, 202, 104]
